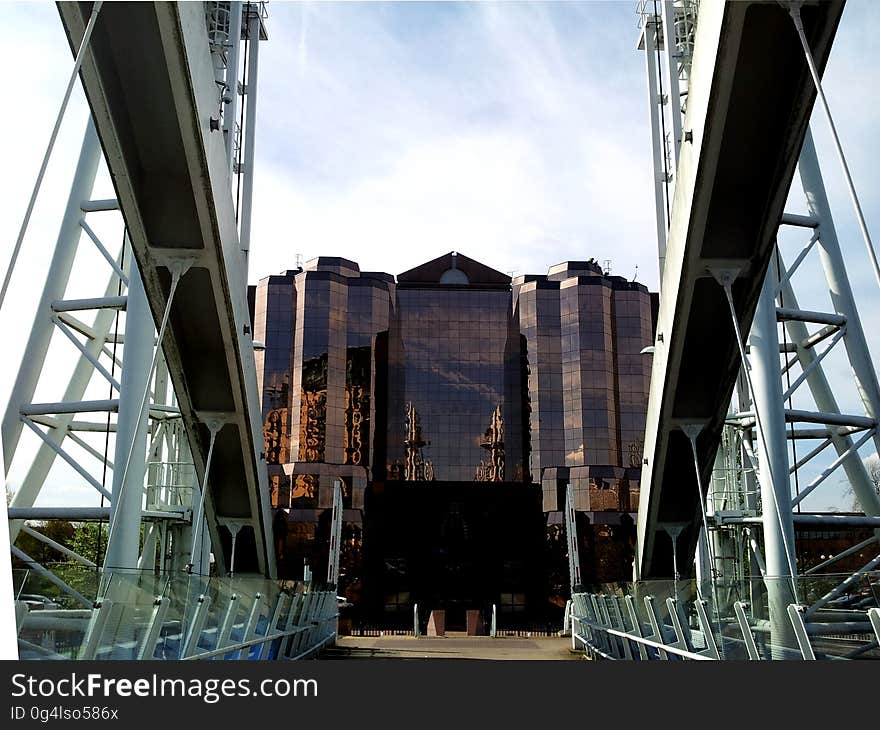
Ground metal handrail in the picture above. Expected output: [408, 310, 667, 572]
[183, 612, 340, 661]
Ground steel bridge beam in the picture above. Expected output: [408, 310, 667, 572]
[637, 0, 845, 579]
[58, 1, 274, 577]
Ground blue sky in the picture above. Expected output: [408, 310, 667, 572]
[1, 1, 880, 512]
[250, 1, 656, 285]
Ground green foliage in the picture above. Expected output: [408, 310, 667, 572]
[12, 520, 76, 564]
[68, 522, 109, 566]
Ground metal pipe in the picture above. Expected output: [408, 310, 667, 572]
[722, 265, 798, 654]
[10, 546, 92, 608]
[238, 4, 262, 281]
[20, 400, 118, 416]
[9, 506, 180, 522]
[660, 1, 683, 168]
[66, 430, 114, 470]
[804, 621, 874, 635]
[9, 507, 111, 520]
[790, 429, 876, 507]
[799, 324, 840, 351]
[681, 424, 722, 635]
[780, 212, 819, 228]
[80, 199, 118, 212]
[52, 317, 121, 391]
[780, 328, 845, 402]
[327, 479, 343, 586]
[775, 307, 845, 327]
[51, 296, 127, 312]
[20, 525, 96, 568]
[790, 437, 832, 474]
[798, 128, 880, 477]
[21, 418, 111, 500]
[103, 265, 185, 569]
[57, 313, 97, 340]
[724, 514, 880, 528]
[224, 1, 243, 173]
[805, 535, 879, 575]
[79, 220, 128, 284]
[807, 553, 880, 616]
[104, 264, 153, 572]
[775, 232, 819, 295]
[642, 13, 667, 279]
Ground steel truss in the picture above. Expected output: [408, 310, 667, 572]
[8, 1, 269, 587]
[4, 118, 200, 602]
[5, 2, 341, 662]
[638, 0, 880, 657]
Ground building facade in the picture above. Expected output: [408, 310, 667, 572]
[250, 252, 656, 625]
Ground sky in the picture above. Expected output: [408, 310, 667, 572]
[1, 1, 879, 514]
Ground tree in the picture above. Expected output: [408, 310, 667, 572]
[844, 454, 880, 511]
[69, 522, 109, 566]
[12, 521, 75, 565]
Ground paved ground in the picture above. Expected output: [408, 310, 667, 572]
[325, 634, 582, 660]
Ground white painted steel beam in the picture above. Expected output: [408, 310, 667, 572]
[2, 121, 101, 469]
[59, 1, 275, 577]
[637, 1, 844, 579]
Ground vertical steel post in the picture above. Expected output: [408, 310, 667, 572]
[238, 4, 262, 280]
[750, 262, 797, 653]
[224, 1, 243, 173]
[642, 13, 668, 279]
[104, 264, 153, 572]
[660, 1, 683, 169]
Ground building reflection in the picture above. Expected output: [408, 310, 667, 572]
[249, 252, 656, 627]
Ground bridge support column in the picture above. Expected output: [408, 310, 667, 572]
[750, 262, 798, 655]
[104, 263, 153, 573]
[799, 129, 880, 512]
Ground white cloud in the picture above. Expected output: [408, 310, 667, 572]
[2, 2, 880, 514]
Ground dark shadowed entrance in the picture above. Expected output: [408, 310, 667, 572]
[362, 481, 547, 629]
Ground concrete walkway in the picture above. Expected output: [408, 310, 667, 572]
[326, 635, 582, 660]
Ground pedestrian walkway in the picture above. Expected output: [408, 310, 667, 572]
[325, 634, 581, 660]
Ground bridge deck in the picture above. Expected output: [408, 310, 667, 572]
[59, 2, 274, 576]
[327, 636, 580, 661]
[637, 0, 844, 578]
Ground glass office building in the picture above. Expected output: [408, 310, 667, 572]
[250, 252, 656, 625]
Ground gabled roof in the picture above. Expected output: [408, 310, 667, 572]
[397, 251, 510, 286]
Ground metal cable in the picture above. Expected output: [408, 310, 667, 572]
[789, 4, 880, 290]
[682, 430, 725, 647]
[0, 2, 104, 311]
[187, 425, 221, 574]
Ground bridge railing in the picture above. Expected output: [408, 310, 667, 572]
[571, 573, 880, 661]
[13, 569, 338, 661]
